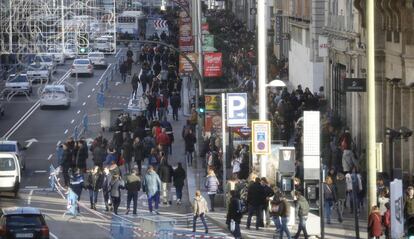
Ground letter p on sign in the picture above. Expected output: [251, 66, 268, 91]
[227, 93, 248, 127]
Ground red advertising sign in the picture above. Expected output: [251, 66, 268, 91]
[201, 23, 209, 33]
[203, 52, 223, 77]
[179, 36, 194, 52]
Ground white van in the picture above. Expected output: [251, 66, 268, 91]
[0, 153, 21, 198]
[94, 35, 115, 53]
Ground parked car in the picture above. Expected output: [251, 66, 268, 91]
[26, 64, 51, 84]
[40, 85, 71, 109]
[0, 141, 26, 171]
[3, 74, 32, 96]
[32, 55, 56, 74]
[0, 207, 49, 238]
[71, 58, 93, 77]
[88, 52, 107, 68]
[0, 153, 21, 198]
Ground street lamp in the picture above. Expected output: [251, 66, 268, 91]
[266, 79, 286, 88]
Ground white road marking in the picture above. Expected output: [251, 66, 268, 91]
[56, 140, 61, 146]
[34, 170, 47, 173]
[2, 70, 71, 139]
[115, 48, 122, 57]
[92, 88, 95, 92]
[82, 102, 86, 106]
[27, 190, 33, 205]
[87, 95, 91, 98]
[25, 186, 38, 189]
[64, 129, 68, 134]
[77, 110, 81, 114]
[71, 119, 75, 124]
[50, 232, 59, 239]
[47, 154, 53, 160]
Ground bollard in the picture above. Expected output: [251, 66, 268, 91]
[100, 83, 104, 93]
[73, 125, 79, 141]
[83, 114, 88, 132]
[97, 92, 104, 108]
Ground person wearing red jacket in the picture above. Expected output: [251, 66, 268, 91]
[368, 205, 383, 239]
[156, 128, 170, 156]
[156, 94, 169, 121]
[383, 203, 391, 239]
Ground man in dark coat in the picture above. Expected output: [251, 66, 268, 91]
[75, 139, 88, 172]
[61, 143, 73, 187]
[120, 61, 128, 83]
[246, 177, 265, 230]
[133, 137, 144, 174]
[157, 159, 174, 205]
[125, 168, 141, 215]
[92, 144, 106, 168]
[102, 168, 112, 211]
[131, 73, 139, 96]
[122, 136, 133, 173]
[86, 166, 103, 210]
[170, 91, 181, 121]
[184, 129, 196, 166]
[173, 163, 186, 205]
[227, 190, 243, 238]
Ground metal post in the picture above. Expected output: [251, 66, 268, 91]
[389, 137, 394, 179]
[352, 175, 360, 239]
[367, 0, 377, 210]
[221, 93, 226, 193]
[257, 0, 268, 178]
[320, 158, 325, 239]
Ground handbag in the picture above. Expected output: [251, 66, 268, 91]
[230, 219, 236, 232]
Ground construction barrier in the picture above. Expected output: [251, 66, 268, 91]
[157, 229, 228, 239]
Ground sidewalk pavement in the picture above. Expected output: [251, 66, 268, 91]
[186, 164, 368, 239]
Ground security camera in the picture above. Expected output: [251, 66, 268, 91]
[399, 127, 413, 140]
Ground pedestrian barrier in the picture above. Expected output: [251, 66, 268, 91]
[110, 214, 135, 239]
[157, 229, 228, 239]
[133, 215, 176, 239]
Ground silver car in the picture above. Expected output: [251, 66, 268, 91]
[40, 85, 71, 109]
[71, 58, 94, 77]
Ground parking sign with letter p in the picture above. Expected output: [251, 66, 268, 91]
[227, 93, 247, 127]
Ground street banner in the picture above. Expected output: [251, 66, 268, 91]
[390, 179, 404, 239]
[227, 93, 247, 127]
[205, 94, 220, 111]
[179, 36, 194, 52]
[205, 112, 222, 136]
[252, 121, 271, 155]
[203, 52, 223, 77]
[179, 53, 198, 74]
[179, 9, 193, 53]
[202, 35, 216, 52]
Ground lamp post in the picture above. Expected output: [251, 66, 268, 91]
[386, 127, 413, 179]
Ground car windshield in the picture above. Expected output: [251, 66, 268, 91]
[0, 144, 16, 152]
[74, 59, 90, 64]
[29, 64, 47, 70]
[0, 157, 15, 171]
[8, 76, 27, 83]
[6, 215, 44, 227]
[89, 53, 103, 58]
[43, 88, 64, 94]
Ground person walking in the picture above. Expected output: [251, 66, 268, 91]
[323, 176, 336, 224]
[246, 177, 265, 230]
[102, 167, 112, 211]
[269, 190, 282, 234]
[404, 186, 414, 229]
[184, 129, 196, 166]
[86, 166, 103, 210]
[120, 61, 128, 83]
[261, 177, 274, 227]
[227, 190, 243, 239]
[143, 165, 162, 214]
[383, 202, 391, 239]
[368, 205, 382, 239]
[110, 174, 124, 215]
[61, 143, 73, 187]
[293, 191, 309, 239]
[205, 169, 220, 212]
[278, 194, 291, 239]
[170, 91, 181, 121]
[122, 135, 134, 174]
[157, 158, 174, 205]
[125, 168, 141, 215]
[131, 73, 139, 96]
[133, 137, 144, 175]
[173, 163, 186, 205]
[156, 128, 171, 157]
[69, 168, 84, 213]
[92, 142, 106, 169]
[192, 190, 209, 234]
[335, 172, 347, 222]
[74, 139, 88, 172]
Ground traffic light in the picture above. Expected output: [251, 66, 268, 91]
[198, 95, 205, 114]
[77, 32, 89, 55]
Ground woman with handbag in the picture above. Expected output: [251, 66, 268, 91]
[227, 190, 243, 239]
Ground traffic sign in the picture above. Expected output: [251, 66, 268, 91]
[252, 121, 271, 155]
[227, 93, 247, 127]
